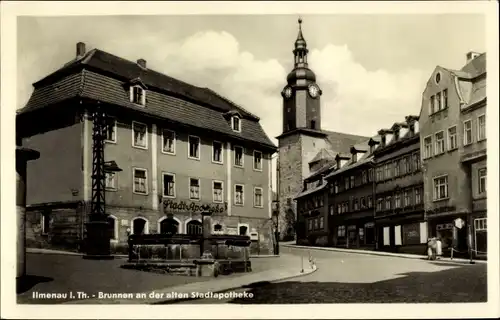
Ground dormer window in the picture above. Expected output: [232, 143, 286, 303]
[232, 116, 241, 132]
[130, 86, 146, 106]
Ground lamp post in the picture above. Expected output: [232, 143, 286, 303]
[83, 104, 122, 259]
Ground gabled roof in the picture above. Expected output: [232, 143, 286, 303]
[304, 160, 336, 181]
[325, 154, 374, 180]
[294, 181, 327, 200]
[323, 130, 370, 154]
[309, 148, 335, 164]
[18, 47, 276, 150]
[461, 53, 486, 78]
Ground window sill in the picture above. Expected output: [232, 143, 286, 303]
[433, 197, 449, 203]
[161, 150, 176, 156]
[234, 203, 244, 207]
[110, 239, 119, 243]
[163, 194, 176, 199]
[212, 160, 224, 165]
[189, 198, 201, 202]
[105, 188, 118, 192]
[105, 139, 117, 144]
[253, 168, 263, 172]
[253, 205, 264, 209]
[213, 200, 224, 204]
[132, 144, 148, 150]
[447, 148, 458, 153]
[188, 156, 201, 161]
[131, 102, 146, 108]
[133, 191, 149, 196]
[234, 164, 244, 169]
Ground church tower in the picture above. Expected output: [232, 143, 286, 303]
[276, 18, 330, 240]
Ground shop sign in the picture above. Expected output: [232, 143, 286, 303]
[402, 223, 421, 245]
[436, 223, 454, 231]
[425, 206, 456, 216]
[163, 199, 227, 214]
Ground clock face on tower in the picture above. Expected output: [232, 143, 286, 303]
[308, 84, 320, 98]
[284, 86, 293, 99]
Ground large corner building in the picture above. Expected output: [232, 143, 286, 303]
[17, 42, 277, 254]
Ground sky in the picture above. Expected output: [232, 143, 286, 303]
[17, 14, 486, 189]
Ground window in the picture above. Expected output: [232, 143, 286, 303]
[448, 126, 457, 150]
[360, 197, 366, 209]
[319, 217, 324, 229]
[212, 141, 223, 163]
[160, 218, 179, 234]
[308, 220, 313, 231]
[162, 129, 175, 154]
[213, 224, 223, 233]
[435, 131, 445, 155]
[337, 226, 346, 237]
[394, 160, 400, 177]
[334, 181, 339, 193]
[235, 184, 244, 205]
[415, 187, 422, 204]
[310, 120, 316, 129]
[130, 86, 145, 106]
[253, 151, 263, 171]
[367, 196, 373, 208]
[436, 92, 442, 111]
[232, 116, 241, 132]
[186, 220, 203, 235]
[107, 215, 118, 240]
[329, 205, 334, 216]
[188, 136, 200, 160]
[350, 176, 355, 188]
[353, 198, 359, 211]
[442, 89, 448, 109]
[104, 117, 116, 143]
[368, 168, 374, 182]
[189, 178, 200, 200]
[404, 190, 411, 207]
[343, 202, 349, 213]
[132, 122, 147, 149]
[132, 217, 148, 235]
[433, 175, 449, 200]
[423, 136, 432, 159]
[385, 163, 392, 179]
[385, 197, 392, 210]
[337, 204, 341, 214]
[478, 168, 487, 194]
[464, 120, 473, 145]
[478, 115, 486, 141]
[314, 218, 318, 230]
[213, 181, 223, 203]
[395, 193, 401, 208]
[133, 168, 148, 194]
[404, 156, 411, 174]
[162, 173, 175, 197]
[377, 198, 383, 211]
[429, 95, 435, 114]
[413, 153, 420, 172]
[254, 187, 263, 207]
[344, 177, 349, 190]
[234, 146, 244, 167]
[376, 167, 383, 181]
[105, 172, 117, 190]
[474, 218, 487, 231]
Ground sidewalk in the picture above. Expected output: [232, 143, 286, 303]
[66, 253, 317, 304]
[282, 243, 487, 265]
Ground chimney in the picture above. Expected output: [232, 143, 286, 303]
[466, 51, 480, 64]
[137, 59, 147, 69]
[377, 130, 387, 147]
[350, 147, 358, 163]
[76, 42, 86, 59]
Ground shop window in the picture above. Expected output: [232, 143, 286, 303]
[160, 217, 179, 234]
[186, 220, 202, 235]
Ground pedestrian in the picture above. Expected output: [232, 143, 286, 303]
[436, 237, 443, 259]
[427, 237, 437, 260]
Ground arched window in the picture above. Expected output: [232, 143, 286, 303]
[239, 225, 248, 236]
[132, 217, 148, 235]
[107, 215, 118, 240]
[214, 224, 223, 232]
[186, 220, 202, 235]
[160, 218, 179, 235]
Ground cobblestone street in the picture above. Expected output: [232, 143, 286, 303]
[229, 247, 487, 304]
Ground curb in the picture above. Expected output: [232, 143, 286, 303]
[282, 244, 487, 265]
[157, 264, 318, 304]
[249, 255, 280, 258]
[26, 248, 128, 258]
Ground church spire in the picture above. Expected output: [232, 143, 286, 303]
[293, 17, 308, 67]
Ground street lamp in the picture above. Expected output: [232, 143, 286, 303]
[272, 200, 280, 255]
[83, 104, 122, 260]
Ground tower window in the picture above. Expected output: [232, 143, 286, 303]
[310, 120, 316, 129]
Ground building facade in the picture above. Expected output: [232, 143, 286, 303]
[17, 42, 277, 254]
[277, 19, 369, 240]
[419, 51, 487, 258]
[373, 117, 427, 254]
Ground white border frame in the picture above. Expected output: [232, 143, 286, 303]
[237, 223, 250, 236]
[234, 183, 245, 206]
[231, 115, 242, 133]
[478, 167, 487, 194]
[447, 125, 458, 151]
[434, 130, 445, 155]
[188, 177, 201, 201]
[161, 172, 176, 198]
[422, 134, 433, 159]
[212, 180, 224, 203]
[463, 119, 473, 146]
[253, 150, 263, 171]
[108, 214, 119, 242]
[104, 171, 118, 191]
[129, 85, 146, 107]
[234, 145, 244, 167]
[253, 186, 264, 208]
[184, 218, 203, 235]
[131, 121, 148, 150]
[187, 135, 201, 160]
[160, 128, 176, 155]
[212, 140, 224, 164]
[132, 167, 149, 195]
[104, 117, 117, 144]
[432, 174, 449, 201]
[130, 216, 149, 235]
[477, 113, 486, 141]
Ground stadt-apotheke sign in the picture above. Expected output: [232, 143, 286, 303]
[163, 199, 228, 214]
